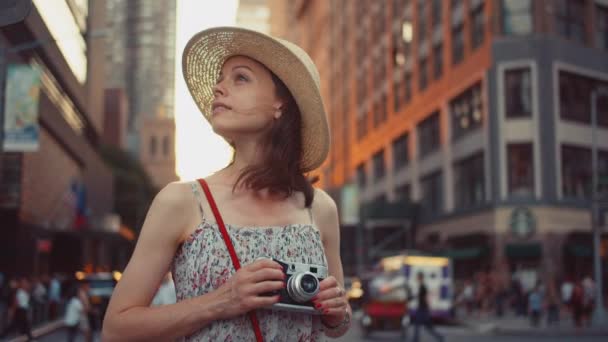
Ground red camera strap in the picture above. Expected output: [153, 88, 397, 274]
[197, 179, 264, 342]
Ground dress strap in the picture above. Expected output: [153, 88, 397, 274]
[190, 182, 206, 220]
[308, 207, 314, 225]
[196, 178, 265, 342]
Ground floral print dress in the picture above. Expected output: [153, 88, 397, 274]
[171, 182, 328, 342]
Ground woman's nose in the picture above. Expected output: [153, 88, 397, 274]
[212, 81, 226, 98]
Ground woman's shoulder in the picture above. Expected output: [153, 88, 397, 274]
[154, 181, 198, 208]
[310, 187, 339, 235]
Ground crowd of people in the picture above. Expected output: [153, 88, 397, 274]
[0, 273, 68, 340]
[454, 270, 600, 329]
[0, 271, 177, 341]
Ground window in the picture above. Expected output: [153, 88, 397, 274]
[373, 150, 386, 182]
[450, 83, 483, 140]
[597, 5, 608, 49]
[555, 0, 586, 43]
[433, 43, 443, 80]
[508, 143, 534, 197]
[421, 171, 443, 217]
[394, 82, 402, 113]
[162, 136, 170, 157]
[356, 163, 366, 188]
[559, 72, 608, 127]
[418, 0, 427, 41]
[562, 145, 591, 199]
[404, 72, 412, 104]
[453, 153, 485, 208]
[471, 2, 485, 49]
[502, 0, 533, 35]
[396, 183, 411, 201]
[150, 136, 157, 157]
[419, 58, 428, 91]
[418, 111, 441, 157]
[452, 25, 464, 65]
[431, 0, 441, 28]
[392, 133, 410, 170]
[505, 68, 532, 118]
[357, 113, 368, 139]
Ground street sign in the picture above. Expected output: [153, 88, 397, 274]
[0, 0, 32, 27]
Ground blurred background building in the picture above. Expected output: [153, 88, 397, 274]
[237, 0, 271, 34]
[0, 0, 132, 278]
[105, 0, 178, 188]
[269, 0, 608, 283]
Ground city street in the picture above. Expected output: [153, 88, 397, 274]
[33, 325, 608, 342]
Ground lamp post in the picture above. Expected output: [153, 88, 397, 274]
[591, 87, 608, 326]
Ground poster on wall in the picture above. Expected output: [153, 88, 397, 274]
[3, 64, 41, 152]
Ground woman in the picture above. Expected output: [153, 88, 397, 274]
[102, 27, 351, 341]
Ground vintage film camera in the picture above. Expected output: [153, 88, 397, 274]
[259, 258, 328, 314]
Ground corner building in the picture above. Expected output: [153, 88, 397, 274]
[269, 0, 608, 282]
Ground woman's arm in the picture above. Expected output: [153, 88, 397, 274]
[312, 189, 352, 338]
[102, 182, 211, 341]
[102, 182, 285, 342]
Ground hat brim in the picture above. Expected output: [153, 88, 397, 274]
[182, 26, 329, 172]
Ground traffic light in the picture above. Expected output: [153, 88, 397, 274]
[0, 0, 32, 27]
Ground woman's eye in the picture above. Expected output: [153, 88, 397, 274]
[236, 74, 248, 82]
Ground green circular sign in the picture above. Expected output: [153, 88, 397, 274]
[510, 207, 536, 239]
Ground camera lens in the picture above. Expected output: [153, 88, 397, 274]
[300, 274, 318, 293]
[286, 272, 320, 303]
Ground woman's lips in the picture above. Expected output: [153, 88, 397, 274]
[212, 105, 230, 115]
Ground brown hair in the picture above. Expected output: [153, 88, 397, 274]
[231, 72, 317, 207]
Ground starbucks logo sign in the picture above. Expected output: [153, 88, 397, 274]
[510, 207, 536, 239]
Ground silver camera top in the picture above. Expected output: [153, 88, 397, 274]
[283, 261, 328, 278]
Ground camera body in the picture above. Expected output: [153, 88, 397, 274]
[262, 258, 328, 314]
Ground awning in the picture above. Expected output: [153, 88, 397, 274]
[438, 247, 486, 260]
[565, 244, 593, 257]
[505, 243, 542, 258]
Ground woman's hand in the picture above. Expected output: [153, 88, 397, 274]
[215, 258, 285, 319]
[312, 276, 350, 326]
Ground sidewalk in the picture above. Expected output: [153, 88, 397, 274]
[458, 312, 608, 337]
[6, 320, 65, 342]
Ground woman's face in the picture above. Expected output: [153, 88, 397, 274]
[210, 55, 283, 141]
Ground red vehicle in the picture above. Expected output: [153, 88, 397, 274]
[359, 271, 410, 338]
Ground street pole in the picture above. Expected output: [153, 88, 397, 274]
[591, 87, 608, 326]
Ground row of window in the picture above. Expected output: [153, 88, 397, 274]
[357, 144, 608, 217]
[148, 135, 172, 158]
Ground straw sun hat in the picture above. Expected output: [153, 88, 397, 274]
[182, 26, 330, 172]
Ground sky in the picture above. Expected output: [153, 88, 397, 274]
[174, 0, 239, 181]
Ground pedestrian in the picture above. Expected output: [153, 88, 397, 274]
[47, 273, 62, 320]
[0, 277, 34, 341]
[528, 284, 543, 327]
[64, 285, 84, 342]
[411, 272, 444, 342]
[582, 275, 595, 326]
[570, 279, 585, 328]
[102, 26, 350, 341]
[560, 276, 573, 316]
[462, 279, 475, 316]
[77, 282, 93, 342]
[546, 277, 560, 326]
[31, 276, 47, 325]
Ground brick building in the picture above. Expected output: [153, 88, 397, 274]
[269, 0, 608, 282]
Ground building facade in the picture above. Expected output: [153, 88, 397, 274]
[237, 0, 271, 33]
[270, 0, 608, 282]
[105, 0, 177, 173]
[0, 0, 130, 277]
